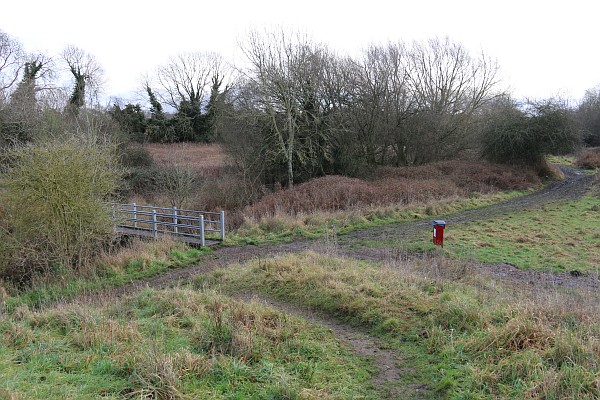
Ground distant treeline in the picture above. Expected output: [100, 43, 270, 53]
[2, 29, 599, 188]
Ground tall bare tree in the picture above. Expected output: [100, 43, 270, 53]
[403, 37, 500, 163]
[239, 29, 335, 186]
[153, 51, 226, 111]
[347, 43, 413, 166]
[0, 30, 24, 97]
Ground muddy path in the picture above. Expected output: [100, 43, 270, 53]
[231, 293, 425, 399]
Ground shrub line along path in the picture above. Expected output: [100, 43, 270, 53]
[66, 165, 597, 398]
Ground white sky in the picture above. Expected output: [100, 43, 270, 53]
[1, 0, 598, 104]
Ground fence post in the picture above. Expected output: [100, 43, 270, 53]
[199, 215, 205, 246]
[152, 209, 157, 237]
[173, 206, 178, 234]
[220, 211, 225, 241]
[132, 202, 137, 228]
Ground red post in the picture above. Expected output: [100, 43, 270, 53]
[433, 220, 446, 247]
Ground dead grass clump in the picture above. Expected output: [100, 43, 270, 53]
[98, 237, 178, 273]
[1, 321, 34, 349]
[575, 147, 600, 169]
[125, 348, 183, 400]
[74, 318, 141, 351]
[191, 295, 286, 361]
[468, 317, 555, 357]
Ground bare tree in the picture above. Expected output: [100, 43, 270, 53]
[238, 29, 335, 186]
[347, 43, 413, 166]
[0, 29, 24, 96]
[62, 45, 103, 111]
[403, 37, 501, 163]
[153, 51, 227, 111]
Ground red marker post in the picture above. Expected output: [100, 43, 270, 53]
[432, 220, 446, 247]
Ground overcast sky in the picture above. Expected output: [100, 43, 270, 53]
[1, 0, 598, 104]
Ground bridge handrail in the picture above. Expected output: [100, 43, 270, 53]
[110, 202, 225, 246]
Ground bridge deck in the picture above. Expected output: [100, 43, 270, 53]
[116, 227, 220, 246]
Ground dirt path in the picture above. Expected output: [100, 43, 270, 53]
[231, 293, 422, 398]
[113, 165, 596, 294]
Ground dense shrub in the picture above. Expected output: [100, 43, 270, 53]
[119, 143, 154, 168]
[481, 98, 579, 167]
[0, 137, 122, 283]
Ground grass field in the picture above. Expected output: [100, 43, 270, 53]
[448, 196, 600, 272]
[145, 143, 227, 176]
[0, 288, 377, 399]
[1, 145, 598, 399]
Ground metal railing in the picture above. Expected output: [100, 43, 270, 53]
[111, 203, 225, 246]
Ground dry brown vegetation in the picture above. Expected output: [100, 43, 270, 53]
[145, 143, 227, 177]
[576, 147, 600, 169]
[246, 160, 541, 218]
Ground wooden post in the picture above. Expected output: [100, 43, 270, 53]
[152, 209, 157, 237]
[220, 211, 225, 241]
[199, 215, 205, 246]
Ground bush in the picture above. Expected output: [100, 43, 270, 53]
[0, 137, 122, 283]
[575, 148, 600, 169]
[119, 143, 154, 168]
[481, 98, 580, 168]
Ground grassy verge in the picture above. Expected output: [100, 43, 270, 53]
[200, 251, 600, 399]
[226, 190, 531, 246]
[446, 196, 600, 272]
[2, 239, 212, 312]
[0, 288, 377, 399]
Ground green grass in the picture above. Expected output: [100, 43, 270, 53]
[200, 251, 600, 399]
[0, 288, 377, 399]
[546, 155, 576, 166]
[226, 190, 531, 246]
[446, 196, 600, 272]
[3, 245, 212, 312]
